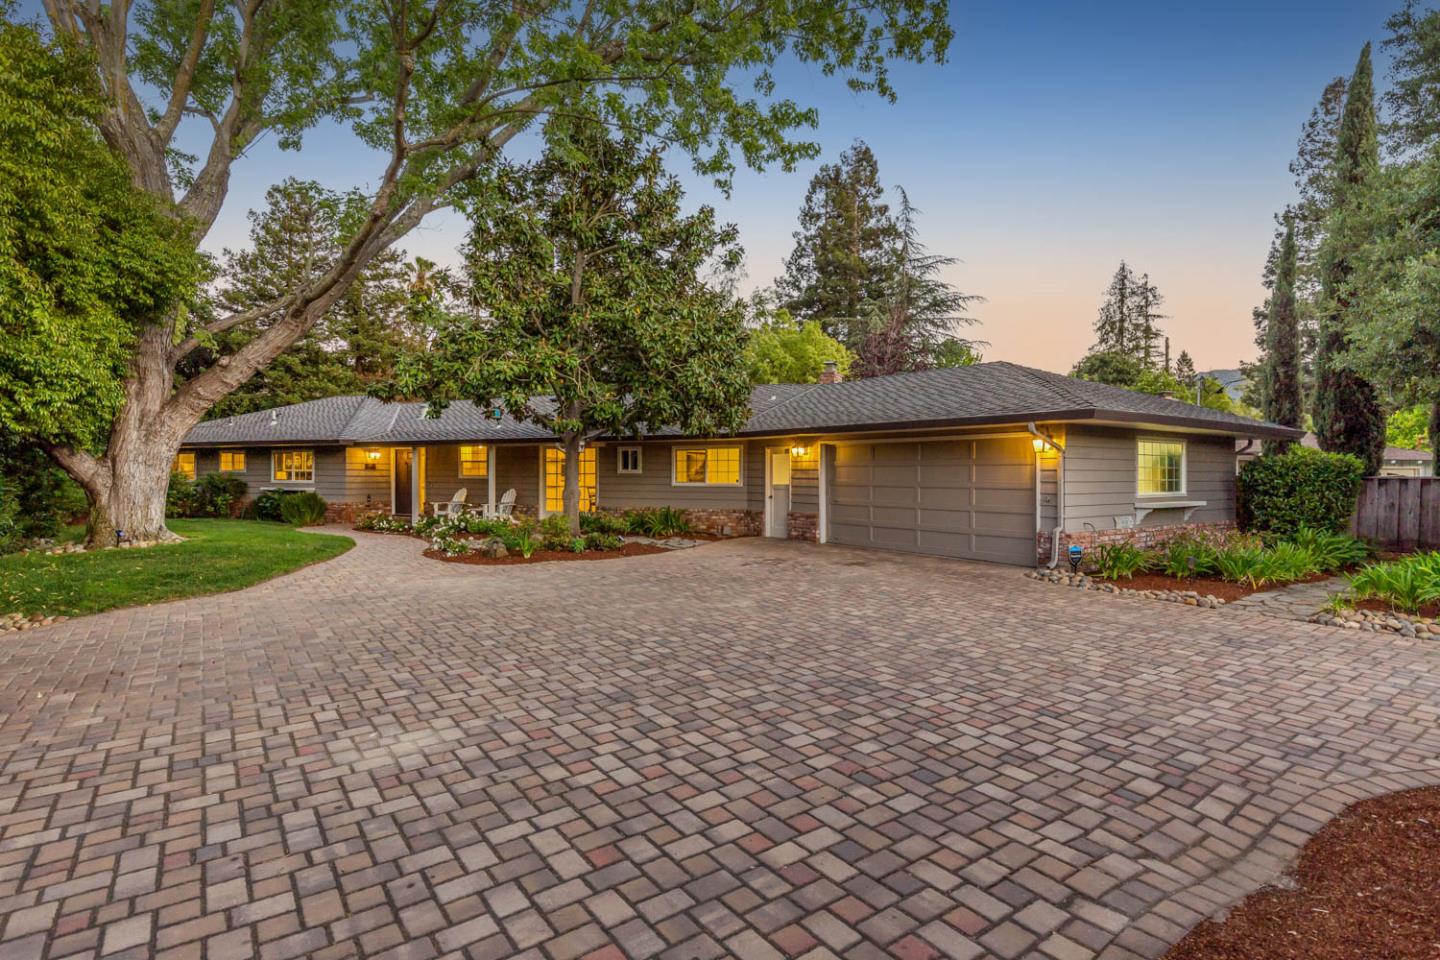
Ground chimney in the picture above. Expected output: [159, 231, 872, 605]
[820, 360, 842, 384]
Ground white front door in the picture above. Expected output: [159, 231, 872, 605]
[766, 450, 791, 538]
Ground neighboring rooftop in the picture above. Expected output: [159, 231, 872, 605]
[1236, 432, 1435, 463]
[184, 362, 1304, 447]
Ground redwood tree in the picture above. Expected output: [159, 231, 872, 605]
[9, 0, 950, 545]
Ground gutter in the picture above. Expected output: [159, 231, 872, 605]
[1027, 422, 1066, 569]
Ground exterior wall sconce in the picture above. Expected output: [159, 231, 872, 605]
[364, 448, 382, 469]
[1031, 437, 1047, 452]
[790, 445, 809, 457]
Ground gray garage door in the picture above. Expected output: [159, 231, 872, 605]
[828, 437, 1036, 565]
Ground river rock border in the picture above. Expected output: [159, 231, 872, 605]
[1307, 607, 1440, 639]
[1024, 568, 1226, 608]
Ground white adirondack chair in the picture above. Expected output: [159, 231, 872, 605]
[431, 487, 469, 518]
[481, 488, 517, 521]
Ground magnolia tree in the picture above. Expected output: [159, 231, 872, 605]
[9, 0, 950, 546]
[389, 123, 753, 534]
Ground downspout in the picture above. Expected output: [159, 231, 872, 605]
[1027, 423, 1066, 568]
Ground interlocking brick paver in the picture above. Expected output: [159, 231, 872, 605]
[1, 532, 1437, 960]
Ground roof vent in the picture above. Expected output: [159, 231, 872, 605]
[269, 409, 279, 424]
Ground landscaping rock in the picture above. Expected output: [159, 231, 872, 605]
[474, 537, 509, 559]
[1026, 570, 1228, 608]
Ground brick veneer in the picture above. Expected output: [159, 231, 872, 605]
[787, 510, 819, 542]
[1036, 520, 1238, 564]
[324, 501, 388, 524]
[682, 508, 761, 537]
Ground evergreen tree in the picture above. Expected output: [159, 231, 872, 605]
[1173, 350, 1196, 383]
[1091, 261, 1140, 355]
[1133, 273, 1167, 368]
[1261, 219, 1302, 453]
[851, 189, 981, 377]
[776, 141, 898, 349]
[1312, 43, 1386, 475]
[1382, 0, 1440, 152]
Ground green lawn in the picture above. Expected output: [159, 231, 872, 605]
[1, 520, 353, 619]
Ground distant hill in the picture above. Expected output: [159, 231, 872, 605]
[1200, 368, 1249, 402]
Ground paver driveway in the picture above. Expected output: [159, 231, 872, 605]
[2, 532, 1438, 960]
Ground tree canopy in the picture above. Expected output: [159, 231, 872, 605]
[745, 305, 852, 383]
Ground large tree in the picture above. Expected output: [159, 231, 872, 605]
[1312, 43, 1386, 475]
[388, 124, 752, 533]
[776, 139, 899, 349]
[1132, 272, 1166, 369]
[1090, 261, 1141, 357]
[1261, 218, 1302, 453]
[851, 189, 981, 377]
[745, 306, 852, 384]
[13, 0, 949, 546]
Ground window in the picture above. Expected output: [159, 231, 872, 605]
[544, 447, 597, 513]
[618, 446, 643, 474]
[459, 444, 489, 478]
[272, 449, 315, 483]
[673, 446, 741, 485]
[219, 450, 246, 472]
[172, 452, 196, 480]
[1137, 439, 1185, 496]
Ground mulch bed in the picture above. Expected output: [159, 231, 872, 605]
[1093, 571, 1332, 602]
[424, 542, 670, 565]
[1350, 597, 1440, 619]
[1163, 786, 1440, 960]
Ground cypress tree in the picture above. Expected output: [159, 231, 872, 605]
[1312, 43, 1386, 475]
[1262, 219, 1302, 453]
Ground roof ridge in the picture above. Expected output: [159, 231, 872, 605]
[996, 361, 1090, 410]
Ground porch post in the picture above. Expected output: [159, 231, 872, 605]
[411, 446, 421, 524]
[488, 445, 497, 510]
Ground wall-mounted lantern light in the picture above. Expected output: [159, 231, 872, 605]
[790, 445, 809, 457]
[364, 448, 382, 469]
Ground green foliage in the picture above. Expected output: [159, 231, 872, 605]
[1154, 534, 1219, 579]
[389, 124, 753, 534]
[278, 491, 327, 526]
[0, 520, 351, 618]
[1072, 350, 1145, 389]
[1236, 445, 1366, 536]
[0, 479, 20, 555]
[429, 534, 468, 557]
[622, 507, 694, 538]
[165, 471, 196, 519]
[1347, 552, 1440, 613]
[1213, 543, 1266, 586]
[0, 19, 199, 448]
[569, 536, 587, 554]
[1289, 526, 1370, 572]
[1387, 404, 1431, 450]
[0, 440, 87, 540]
[585, 532, 624, 551]
[580, 512, 628, 536]
[514, 529, 539, 559]
[1255, 541, 1320, 584]
[1261, 219, 1304, 443]
[249, 489, 289, 522]
[746, 310, 853, 384]
[177, 473, 248, 518]
[1091, 542, 1150, 580]
[355, 513, 412, 533]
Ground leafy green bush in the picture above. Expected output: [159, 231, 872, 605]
[356, 513, 411, 533]
[1289, 526, 1370, 573]
[623, 506, 692, 537]
[1091, 542, 1150, 579]
[249, 489, 288, 522]
[1254, 542, 1318, 584]
[1213, 543, 1265, 586]
[1237, 446, 1365, 537]
[514, 529, 539, 558]
[0, 443, 88, 540]
[580, 511, 627, 535]
[188, 473, 248, 518]
[0, 480, 21, 555]
[1154, 534, 1219, 578]
[1347, 552, 1440, 613]
[279, 491, 328, 526]
[165, 471, 196, 518]
[585, 531, 624, 551]
[429, 534, 468, 557]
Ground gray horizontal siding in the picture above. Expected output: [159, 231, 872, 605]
[1062, 426, 1236, 532]
[596, 441, 753, 512]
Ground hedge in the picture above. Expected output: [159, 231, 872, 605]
[1236, 445, 1365, 537]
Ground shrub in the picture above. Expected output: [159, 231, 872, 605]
[0, 480, 21, 555]
[585, 531, 624, 551]
[279, 491, 328, 526]
[570, 536, 587, 553]
[1289, 526, 1370, 573]
[1347, 552, 1440, 613]
[1154, 533, 1219, 579]
[190, 473, 248, 518]
[1091, 542, 1150, 579]
[165, 470, 196, 518]
[1254, 542, 1319, 584]
[514, 529, 539, 558]
[356, 513, 411, 533]
[623, 506, 692, 537]
[0, 443, 87, 539]
[1213, 543, 1266, 586]
[1237, 446, 1365, 537]
[580, 511, 627, 535]
[429, 534, 468, 557]
[250, 489, 288, 522]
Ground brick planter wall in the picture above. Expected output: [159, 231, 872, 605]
[683, 509, 761, 537]
[788, 511, 819, 542]
[1036, 520, 1238, 565]
[325, 501, 387, 525]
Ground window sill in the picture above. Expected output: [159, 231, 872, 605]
[1133, 499, 1205, 523]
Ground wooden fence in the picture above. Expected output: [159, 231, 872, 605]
[1352, 477, 1440, 550]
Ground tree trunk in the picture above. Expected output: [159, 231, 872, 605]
[562, 432, 583, 536]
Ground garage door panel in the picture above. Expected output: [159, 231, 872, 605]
[828, 438, 1034, 566]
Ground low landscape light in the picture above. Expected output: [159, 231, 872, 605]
[1067, 544, 1083, 575]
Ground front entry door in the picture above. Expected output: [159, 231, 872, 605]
[393, 448, 413, 516]
[767, 450, 791, 538]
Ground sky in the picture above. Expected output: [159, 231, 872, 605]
[165, 0, 1398, 375]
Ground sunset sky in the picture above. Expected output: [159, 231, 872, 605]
[188, 0, 1395, 375]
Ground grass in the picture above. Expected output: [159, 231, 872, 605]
[1, 519, 353, 619]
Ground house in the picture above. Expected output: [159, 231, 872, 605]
[1234, 433, 1435, 478]
[179, 361, 1301, 566]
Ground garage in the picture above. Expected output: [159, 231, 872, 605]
[827, 436, 1037, 565]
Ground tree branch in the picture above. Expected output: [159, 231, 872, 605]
[155, 0, 217, 145]
[47, 445, 108, 499]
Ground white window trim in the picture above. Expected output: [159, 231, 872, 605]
[218, 449, 246, 472]
[670, 444, 744, 487]
[270, 448, 316, 485]
[457, 444, 490, 479]
[617, 445, 643, 474]
[1135, 437, 1187, 498]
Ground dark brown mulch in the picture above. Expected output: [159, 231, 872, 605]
[1093, 571, 1330, 602]
[1163, 786, 1440, 960]
[1350, 597, 1440, 619]
[425, 542, 670, 565]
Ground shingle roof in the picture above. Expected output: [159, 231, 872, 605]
[183, 361, 1302, 447]
[1237, 432, 1435, 462]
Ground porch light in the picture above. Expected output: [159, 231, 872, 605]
[790, 445, 808, 457]
[1031, 436, 1047, 452]
[365, 448, 381, 461]
[363, 448, 382, 470]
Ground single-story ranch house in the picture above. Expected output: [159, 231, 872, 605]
[180, 362, 1302, 566]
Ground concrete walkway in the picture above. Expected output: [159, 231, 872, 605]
[0, 530, 1438, 960]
